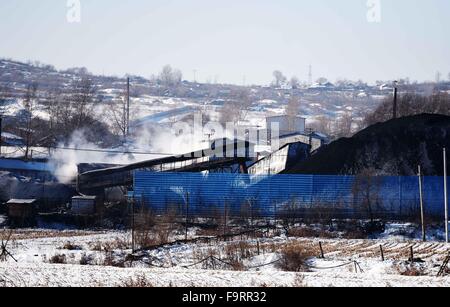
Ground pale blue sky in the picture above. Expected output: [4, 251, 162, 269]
[0, 0, 449, 85]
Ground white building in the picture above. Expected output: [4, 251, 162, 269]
[266, 115, 306, 137]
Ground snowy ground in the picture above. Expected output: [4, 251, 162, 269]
[1, 226, 449, 287]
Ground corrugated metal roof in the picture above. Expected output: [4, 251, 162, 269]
[0, 158, 53, 172]
[7, 199, 37, 204]
[72, 196, 97, 200]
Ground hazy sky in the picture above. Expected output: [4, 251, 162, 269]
[0, 0, 449, 85]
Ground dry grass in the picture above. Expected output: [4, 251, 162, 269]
[288, 227, 337, 239]
[6, 230, 99, 241]
[292, 274, 308, 287]
[396, 264, 427, 276]
[89, 237, 130, 252]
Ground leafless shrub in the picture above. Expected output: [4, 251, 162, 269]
[89, 241, 103, 252]
[49, 254, 67, 264]
[61, 242, 82, 251]
[119, 274, 154, 288]
[341, 228, 367, 240]
[103, 252, 125, 268]
[79, 253, 93, 265]
[278, 243, 316, 272]
[133, 209, 176, 249]
[287, 227, 337, 239]
[363, 92, 450, 128]
[112, 237, 131, 250]
[89, 237, 130, 253]
[225, 241, 255, 260]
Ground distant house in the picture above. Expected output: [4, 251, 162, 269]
[0, 132, 24, 146]
[6, 199, 37, 227]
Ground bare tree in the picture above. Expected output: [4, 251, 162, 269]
[22, 82, 38, 159]
[159, 65, 183, 87]
[290, 76, 300, 89]
[70, 78, 99, 130]
[352, 169, 383, 222]
[108, 84, 136, 139]
[315, 77, 328, 84]
[64, 67, 91, 76]
[285, 97, 301, 132]
[363, 92, 450, 128]
[0, 83, 11, 103]
[219, 88, 252, 125]
[310, 115, 333, 136]
[0, 83, 12, 118]
[272, 71, 287, 88]
[285, 97, 301, 117]
[335, 112, 354, 138]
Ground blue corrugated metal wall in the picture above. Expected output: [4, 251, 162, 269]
[132, 172, 449, 219]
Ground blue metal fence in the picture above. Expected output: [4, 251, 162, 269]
[132, 172, 449, 219]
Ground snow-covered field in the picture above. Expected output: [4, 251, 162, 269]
[1, 227, 449, 287]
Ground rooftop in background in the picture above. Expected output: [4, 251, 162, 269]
[6, 199, 37, 205]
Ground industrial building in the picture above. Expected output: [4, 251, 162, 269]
[266, 115, 306, 138]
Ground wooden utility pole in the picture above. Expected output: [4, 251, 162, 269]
[418, 165, 426, 242]
[393, 81, 398, 119]
[444, 148, 448, 243]
[0, 117, 3, 157]
[126, 77, 130, 136]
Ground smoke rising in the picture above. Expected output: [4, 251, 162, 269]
[49, 121, 217, 183]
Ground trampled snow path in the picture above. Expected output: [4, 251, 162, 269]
[1, 263, 450, 287]
[1, 229, 450, 287]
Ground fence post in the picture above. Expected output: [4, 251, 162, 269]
[444, 148, 448, 244]
[185, 192, 189, 242]
[380, 245, 385, 262]
[409, 246, 415, 263]
[319, 242, 325, 259]
[223, 200, 228, 237]
[131, 198, 135, 253]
